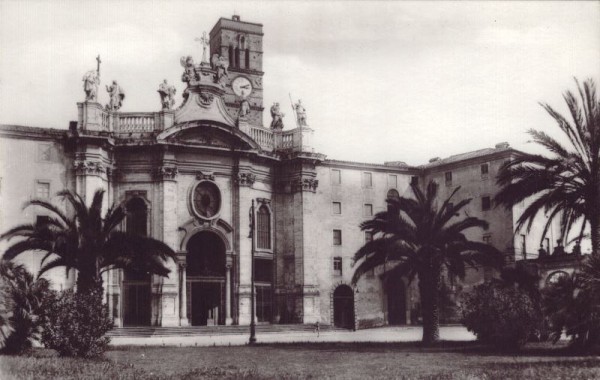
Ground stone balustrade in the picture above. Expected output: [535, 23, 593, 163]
[77, 102, 313, 153]
[114, 113, 156, 133]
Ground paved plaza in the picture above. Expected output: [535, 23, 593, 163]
[109, 326, 476, 347]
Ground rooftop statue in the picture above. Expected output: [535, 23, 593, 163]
[295, 99, 307, 126]
[158, 79, 177, 110]
[83, 70, 100, 102]
[239, 99, 251, 119]
[83, 55, 102, 102]
[270, 102, 285, 130]
[180, 56, 197, 83]
[211, 54, 229, 87]
[105, 80, 125, 111]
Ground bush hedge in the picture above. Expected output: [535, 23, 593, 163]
[462, 280, 542, 350]
[40, 288, 112, 358]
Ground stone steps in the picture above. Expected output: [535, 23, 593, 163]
[107, 324, 347, 337]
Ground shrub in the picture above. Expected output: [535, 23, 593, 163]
[0, 261, 51, 355]
[40, 288, 113, 358]
[462, 280, 542, 350]
[543, 272, 600, 351]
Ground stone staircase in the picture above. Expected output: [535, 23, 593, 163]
[107, 324, 347, 337]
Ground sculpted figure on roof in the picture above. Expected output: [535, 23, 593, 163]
[83, 70, 100, 102]
[158, 79, 177, 110]
[105, 81, 125, 111]
[211, 54, 229, 87]
[270, 102, 285, 130]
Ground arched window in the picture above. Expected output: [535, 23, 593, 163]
[245, 48, 250, 69]
[235, 48, 240, 68]
[386, 189, 400, 200]
[256, 205, 271, 250]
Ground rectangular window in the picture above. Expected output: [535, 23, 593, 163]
[332, 202, 342, 215]
[365, 231, 374, 243]
[388, 175, 398, 188]
[333, 257, 342, 276]
[36, 215, 51, 226]
[256, 285, 272, 322]
[521, 234, 527, 259]
[482, 196, 491, 211]
[331, 169, 341, 185]
[481, 163, 489, 176]
[483, 234, 492, 245]
[255, 258, 273, 283]
[35, 181, 50, 199]
[333, 229, 342, 246]
[362, 172, 373, 188]
[544, 237, 550, 253]
[445, 171, 452, 186]
[363, 204, 373, 217]
[411, 176, 419, 186]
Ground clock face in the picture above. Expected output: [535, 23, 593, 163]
[232, 76, 253, 98]
[192, 181, 221, 219]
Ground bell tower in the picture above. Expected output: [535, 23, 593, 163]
[209, 15, 264, 127]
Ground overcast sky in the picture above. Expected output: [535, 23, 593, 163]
[0, 1, 598, 165]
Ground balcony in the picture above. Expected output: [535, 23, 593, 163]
[77, 102, 314, 153]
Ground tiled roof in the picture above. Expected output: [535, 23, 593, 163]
[0, 124, 67, 138]
[420, 146, 514, 169]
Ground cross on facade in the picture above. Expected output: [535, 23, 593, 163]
[96, 55, 102, 75]
[194, 32, 209, 63]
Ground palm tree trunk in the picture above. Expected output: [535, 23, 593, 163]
[418, 264, 441, 345]
[591, 218, 600, 256]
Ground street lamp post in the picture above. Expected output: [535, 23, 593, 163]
[249, 199, 257, 344]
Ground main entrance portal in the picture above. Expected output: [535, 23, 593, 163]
[186, 231, 226, 326]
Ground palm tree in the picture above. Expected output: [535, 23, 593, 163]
[0, 261, 50, 354]
[495, 78, 600, 254]
[352, 181, 501, 344]
[0, 189, 177, 293]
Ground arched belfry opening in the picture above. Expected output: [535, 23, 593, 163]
[333, 285, 355, 329]
[123, 196, 152, 326]
[186, 231, 227, 326]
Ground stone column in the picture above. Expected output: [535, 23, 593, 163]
[225, 263, 233, 325]
[179, 262, 189, 326]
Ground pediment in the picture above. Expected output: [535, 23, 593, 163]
[157, 122, 261, 151]
[175, 89, 236, 127]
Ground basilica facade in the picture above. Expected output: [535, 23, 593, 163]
[0, 15, 565, 329]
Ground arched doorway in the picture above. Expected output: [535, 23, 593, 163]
[386, 277, 406, 325]
[333, 285, 355, 329]
[186, 231, 226, 326]
[123, 197, 151, 326]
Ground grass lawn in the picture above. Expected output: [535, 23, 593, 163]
[1, 341, 600, 379]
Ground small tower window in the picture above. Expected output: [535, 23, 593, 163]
[229, 46, 234, 67]
[235, 47, 240, 68]
[245, 48, 250, 69]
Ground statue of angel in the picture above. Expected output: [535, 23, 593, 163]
[180, 56, 196, 83]
[158, 79, 177, 110]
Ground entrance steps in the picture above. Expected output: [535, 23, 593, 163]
[108, 324, 347, 337]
